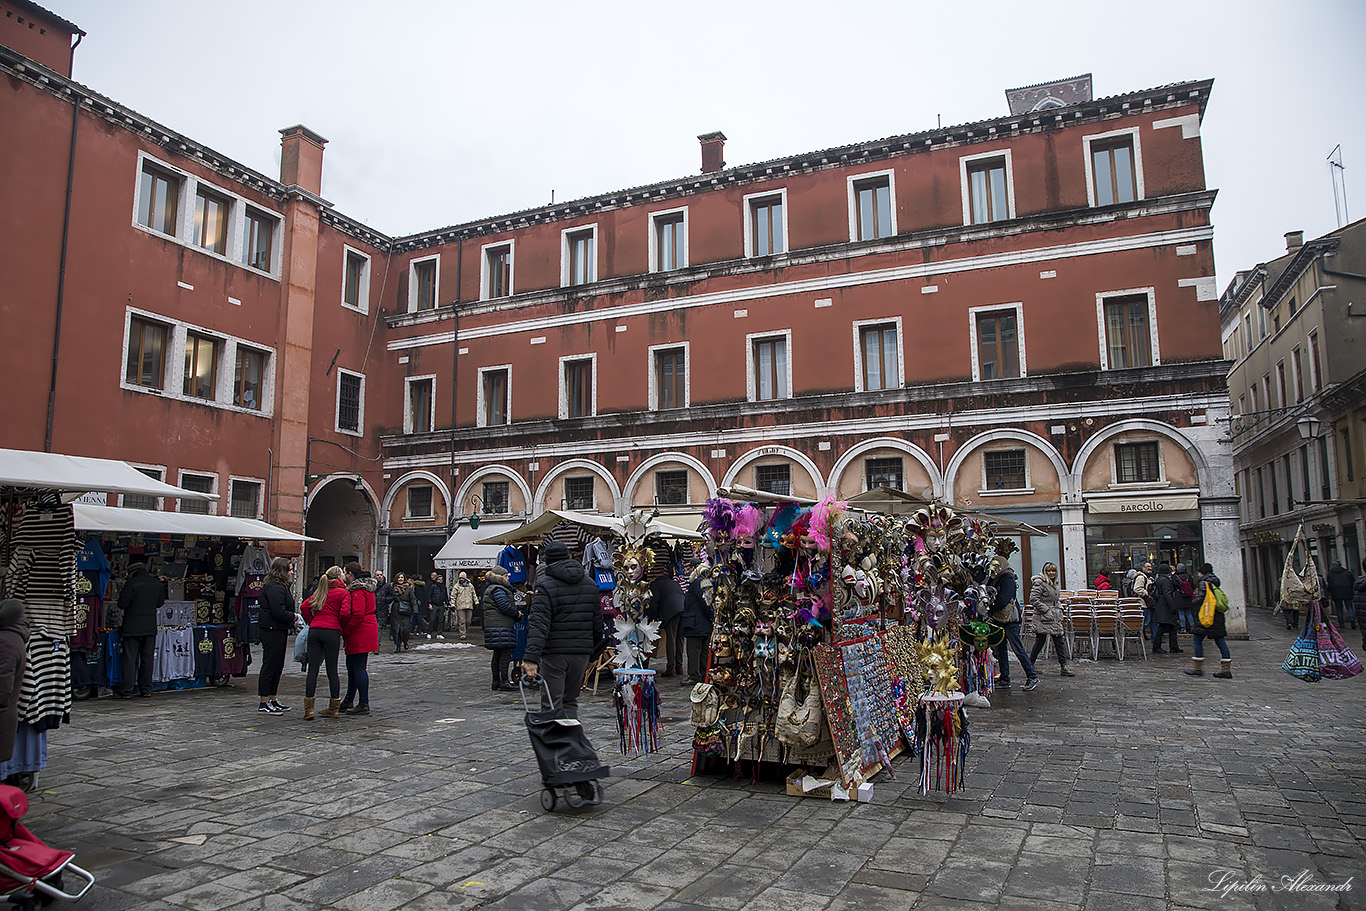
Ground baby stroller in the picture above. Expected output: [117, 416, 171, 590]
[519, 676, 609, 812]
[0, 785, 94, 908]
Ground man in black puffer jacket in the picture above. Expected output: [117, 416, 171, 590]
[117, 562, 166, 698]
[522, 541, 603, 718]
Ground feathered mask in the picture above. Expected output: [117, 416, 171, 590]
[763, 502, 804, 549]
[703, 497, 736, 538]
[808, 496, 846, 552]
[733, 503, 766, 543]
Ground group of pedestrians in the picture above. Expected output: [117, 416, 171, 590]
[373, 570, 462, 650]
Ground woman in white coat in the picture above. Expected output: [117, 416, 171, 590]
[1028, 562, 1075, 676]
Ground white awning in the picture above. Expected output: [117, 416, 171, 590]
[473, 508, 703, 546]
[73, 504, 316, 542]
[0, 447, 216, 500]
[434, 519, 524, 569]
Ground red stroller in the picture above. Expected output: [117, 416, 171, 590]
[0, 786, 94, 908]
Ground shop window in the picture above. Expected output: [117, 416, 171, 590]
[482, 481, 510, 515]
[983, 450, 1027, 491]
[123, 466, 164, 511]
[409, 256, 438, 312]
[481, 367, 509, 426]
[233, 346, 266, 411]
[182, 332, 219, 401]
[336, 369, 364, 435]
[655, 470, 688, 505]
[974, 307, 1021, 380]
[1115, 442, 1160, 484]
[482, 243, 512, 300]
[965, 157, 1010, 224]
[1292, 347, 1305, 403]
[194, 188, 230, 255]
[137, 162, 180, 235]
[406, 485, 434, 519]
[563, 357, 594, 418]
[1309, 331, 1322, 391]
[564, 476, 594, 511]
[407, 376, 434, 434]
[178, 472, 215, 515]
[746, 191, 785, 257]
[1089, 135, 1138, 206]
[654, 347, 686, 410]
[562, 227, 596, 287]
[229, 478, 261, 519]
[859, 323, 899, 392]
[849, 173, 893, 241]
[1101, 295, 1153, 369]
[125, 316, 169, 390]
[343, 248, 370, 311]
[755, 464, 791, 496]
[651, 210, 686, 272]
[750, 334, 789, 402]
[865, 457, 903, 491]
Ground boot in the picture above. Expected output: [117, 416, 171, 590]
[1213, 659, 1233, 679]
[318, 698, 342, 718]
[1183, 657, 1204, 677]
[1059, 663, 1075, 677]
[344, 703, 370, 715]
[303, 697, 316, 720]
[339, 700, 353, 713]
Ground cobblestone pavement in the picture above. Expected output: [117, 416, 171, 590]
[26, 608, 1365, 911]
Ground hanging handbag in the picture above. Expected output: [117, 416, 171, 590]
[1314, 601, 1364, 679]
[292, 622, 309, 666]
[1198, 584, 1217, 628]
[689, 682, 720, 727]
[1282, 607, 1322, 683]
[775, 660, 825, 748]
[1279, 526, 1319, 613]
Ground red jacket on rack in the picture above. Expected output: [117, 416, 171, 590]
[301, 580, 349, 632]
[341, 578, 378, 655]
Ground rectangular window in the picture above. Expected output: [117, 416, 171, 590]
[412, 259, 437, 311]
[194, 188, 230, 255]
[1257, 304, 1267, 338]
[1257, 466, 1266, 518]
[860, 323, 899, 391]
[984, 450, 1027, 491]
[233, 346, 265, 410]
[337, 370, 363, 434]
[655, 348, 686, 410]
[178, 473, 215, 515]
[1116, 442, 1161, 484]
[407, 485, 433, 519]
[484, 244, 512, 299]
[755, 464, 791, 496]
[182, 332, 219, 400]
[976, 309, 1020, 379]
[243, 208, 273, 271]
[565, 359, 593, 418]
[1250, 382, 1260, 413]
[1320, 437, 1332, 498]
[1343, 428, 1356, 483]
[125, 317, 169, 389]
[1238, 393, 1245, 416]
[482, 481, 510, 515]
[1103, 296, 1152, 369]
[407, 377, 434, 434]
[482, 369, 509, 426]
[1263, 375, 1273, 413]
[653, 212, 686, 271]
[1243, 313, 1253, 356]
[1090, 136, 1137, 206]
[752, 336, 788, 401]
[852, 177, 892, 241]
[229, 479, 261, 519]
[1301, 445, 1312, 505]
[124, 467, 163, 511]
[1285, 454, 1296, 509]
[1277, 361, 1287, 408]
[137, 163, 180, 235]
[1287, 295, 1297, 316]
[564, 477, 594, 511]
[655, 470, 688, 505]
[1292, 347, 1305, 403]
[865, 457, 903, 491]
[1309, 331, 1322, 392]
[1270, 462, 1280, 515]
[967, 158, 1009, 224]
[343, 249, 369, 310]
[565, 229, 595, 286]
[748, 194, 785, 256]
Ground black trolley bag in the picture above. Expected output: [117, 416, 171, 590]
[520, 675, 610, 811]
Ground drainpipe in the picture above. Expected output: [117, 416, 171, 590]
[449, 239, 462, 532]
[44, 88, 83, 452]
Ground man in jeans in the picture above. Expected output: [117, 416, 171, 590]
[427, 571, 449, 637]
[1133, 561, 1157, 640]
[988, 546, 1039, 692]
[521, 541, 604, 719]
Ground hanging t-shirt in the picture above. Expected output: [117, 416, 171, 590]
[153, 627, 194, 683]
[192, 627, 220, 680]
[71, 594, 101, 651]
[215, 629, 248, 677]
[235, 597, 261, 644]
[104, 631, 123, 687]
[159, 601, 196, 629]
[19, 635, 71, 730]
[235, 546, 271, 592]
[77, 536, 112, 599]
[69, 642, 104, 689]
[500, 546, 528, 584]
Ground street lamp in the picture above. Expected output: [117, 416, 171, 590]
[1297, 414, 1322, 440]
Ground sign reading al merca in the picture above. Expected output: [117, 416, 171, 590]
[1087, 492, 1199, 514]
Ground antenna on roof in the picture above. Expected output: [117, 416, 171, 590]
[551, 189, 555, 204]
[937, 114, 941, 129]
[1328, 145, 1349, 227]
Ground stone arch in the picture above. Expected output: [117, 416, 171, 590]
[306, 472, 381, 513]
[722, 445, 826, 499]
[455, 464, 533, 517]
[380, 470, 452, 523]
[943, 429, 1072, 507]
[534, 458, 623, 514]
[623, 452, 719, 507]
[825, 437, 943, 499]
[1071, 419, 1210, 491]
[303, 473, 382, 574]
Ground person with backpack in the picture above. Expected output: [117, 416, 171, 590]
[1150, 563, 1183, 654]
[1326, 560, 1356, 630]
[1173, 563, 1197, 632]
[988, 547, 1039, 692]
[1184, 562, 1232, 678]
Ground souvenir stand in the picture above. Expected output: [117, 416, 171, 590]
[0, 448, 216, 787]
[689, 488, 1015, 797]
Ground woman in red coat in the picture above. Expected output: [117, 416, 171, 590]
[340, 562, 378, 715]
[300, 565, 348, 720]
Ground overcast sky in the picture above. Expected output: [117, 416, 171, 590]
[57, 0, 1366, 290]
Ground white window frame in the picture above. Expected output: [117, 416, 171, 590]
[746, 329, 793, 403]
[335, 368, 366, 437]
[341, 245, 372, 314]
[407, 254, 441, 313]
[561, 224, 599, 288]
[405, 483, 435, 520]
[1082, 126, 1145, 209]
[558, 354, 597, 419]
[648, 342, 690, 410]
[563, 476, 596, 512]
[648, 206, 689, 273]
[958, 149, 1016, 226]
[404, 374, 437, 435]
[753, 462, 793, 496]
[979, 448, 1033, 496]
[119, 308, 277, 417]
[120, 463, 166, 510]
[851, 316, 905, 393]
[1095, 287, 1160, 370]
[227, 475, 265, 519]
[1109, 439, 1168, 488]
[743, 188, 788, 258]
[477, 364, 512, 428]
[481, 479, 512, 515]
[968, 302, 1027, 381]
[177, 470, 219, 515]
[131, 152, 283, 279]
[479, 240, 515, 301]
[846, 169, 897, 242]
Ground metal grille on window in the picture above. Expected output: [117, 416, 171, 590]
[655, 471, 688, 505]
[564, 477, 594, 511]
[338, 374, 361, 432]
[1116, 442, 1160, 484]
[984, 450, 1026, 490]
[179, 475, 213, 515]
[755, 464, 791, 496]
[865, 457, 903, 491]
[230, 480, 260, 518]
[125, 467, 163, 511]
[482, 482, 509, 514]
[408, 485, 433, 518]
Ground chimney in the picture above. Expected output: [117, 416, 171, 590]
[1285, 230, 1304, 254]
[698, 132, 726, 174]
[279, 125, 328, 196]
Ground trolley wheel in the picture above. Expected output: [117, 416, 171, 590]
[540, 787, 558, 812]
[564, 780, 601, 808]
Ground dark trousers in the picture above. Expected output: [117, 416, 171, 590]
[412, 608, 429, 635]
[305, 628, 341, 699]
[491, 647, 511, 686]
[540, 653, 589, 719]
[343, 652, 370, 705]
[429, 605, 446, 635]
[257, 627, 288, 697]
[685, 636, 708, 681]
[1154, 623, 1181, 651]
[662, 615, 683, 672]
[1029, 633, 1070, 665]
[992, 621, 1037, 683]
[120, 633, 155, 695]
[1332, 598, 1355, 627]
[393, 613, 411, 649]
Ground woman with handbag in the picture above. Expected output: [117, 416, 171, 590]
[390, 572, 417, 651]
[1184, 563, 1232, 678]
[256, 558, 297, 715]
[300, 565, 348, 720]
[481, 565, 519, 691]
[1028, 562, 1074, 676]
[339, 563, 378, 715]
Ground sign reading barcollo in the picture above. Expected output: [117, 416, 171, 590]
[1087, 493, 1199, 514]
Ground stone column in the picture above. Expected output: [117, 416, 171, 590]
[1061, 502, 1087, 591]
[1202, 496, 1246, 637]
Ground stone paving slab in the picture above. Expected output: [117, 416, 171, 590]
[20, 610, 1366, 909]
